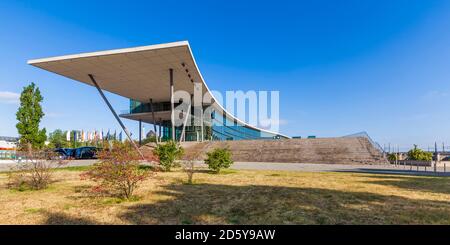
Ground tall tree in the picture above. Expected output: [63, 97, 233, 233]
[16, 82, 47, 150]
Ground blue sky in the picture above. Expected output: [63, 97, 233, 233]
[1, 0, 450, 150]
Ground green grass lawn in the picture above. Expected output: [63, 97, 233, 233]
[0, 167, 449, 224]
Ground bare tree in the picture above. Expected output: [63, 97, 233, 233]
[182, 144, 205, 184]
[183, 160, 195, 184]
[8, 150, 67, 190]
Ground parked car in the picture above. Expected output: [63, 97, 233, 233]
[72, 147, 100, 159]
[54, 148, 75, 160]
[64, 148, 75, 158]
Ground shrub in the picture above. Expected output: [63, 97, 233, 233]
[81, 142, 152, 199]
[387, 153, 398, 162]
[407, 145, 432, 161]
[153, 141, 184, 171]
[141, 135, 157, 145]
[205, 148, 234, 173]
[8, 151, 66, 190]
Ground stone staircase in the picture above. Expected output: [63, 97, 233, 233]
[180, 137, 387, 164]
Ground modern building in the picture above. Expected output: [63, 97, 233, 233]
[0, 136, 18, 159]
[28, 41, 288, 144]
[0, 136, 18, 150]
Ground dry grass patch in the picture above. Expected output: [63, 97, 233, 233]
[0, 168, 449, 224]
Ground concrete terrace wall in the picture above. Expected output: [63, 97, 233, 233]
[180, 137, 387, 165]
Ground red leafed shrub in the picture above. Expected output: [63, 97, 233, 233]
[81, 141, 155, 199]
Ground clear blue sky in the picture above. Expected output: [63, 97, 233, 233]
[1, 0, 450, 150]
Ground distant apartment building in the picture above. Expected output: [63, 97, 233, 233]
[0, 136, 18, 159]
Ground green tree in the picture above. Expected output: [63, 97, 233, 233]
[205, 148, 234, 173]
[407, 145, 432, 161]
[16, 83, 47, 151]
[48, 129, 68, 149]
[153, 141, 184, 171]
[387, 153, 398, 162]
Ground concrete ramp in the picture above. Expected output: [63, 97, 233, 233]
[180, 137, 387, 164]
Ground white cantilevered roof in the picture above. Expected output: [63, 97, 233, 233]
[28, 41, 197, 103]
[28, 41, 289, 138]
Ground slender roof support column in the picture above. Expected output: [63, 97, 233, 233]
[158, 118, 162, 142]
[150, 98, 158, 144]
[170, 68, 175, 141]
[88, 74, 145, 160]
[179, 94, 193, 143]
[200, 105, 204, 142]
[139, 119, 142, 146]
[193, 82, 204, 142]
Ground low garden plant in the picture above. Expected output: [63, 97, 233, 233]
[153, 140, 184, 171]
[205, 147, 234, 173]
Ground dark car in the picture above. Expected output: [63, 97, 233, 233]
[54, 148, 74, 160]
[64, 148, 75, 158]
[72, 147, 100, 159]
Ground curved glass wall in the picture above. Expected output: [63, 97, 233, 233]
[128, 99, 285, 141]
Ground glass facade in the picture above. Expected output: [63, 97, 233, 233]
[128, 99, 285, 141]
[130, 99, 178, 114]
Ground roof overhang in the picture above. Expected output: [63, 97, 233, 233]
[28, 41, 198, 103]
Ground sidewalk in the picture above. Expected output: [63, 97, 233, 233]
[1, 159, 449, 176]
[0, 159, 97, 172]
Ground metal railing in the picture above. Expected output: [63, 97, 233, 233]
[343, 131, 385, 153]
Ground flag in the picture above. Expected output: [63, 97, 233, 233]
[114, 130, 117, 140]
[73, 131, 77, 142]
[106, 129, 110, 141]
[119, 131, 123, 142]
[81, 130, 85, 142]
[66, 130, 71, 141]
